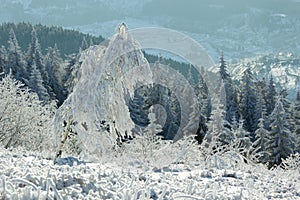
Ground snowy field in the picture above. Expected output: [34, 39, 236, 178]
[0, 146, 299, 200]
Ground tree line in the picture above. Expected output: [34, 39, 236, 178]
[198, 55, 300, 167]
[0, 23, 97, 105]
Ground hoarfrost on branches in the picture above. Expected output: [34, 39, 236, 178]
[54, 24, 153, 159]
[0, 75, 55, 152]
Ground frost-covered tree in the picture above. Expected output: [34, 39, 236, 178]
[0, 74, 55, 151]
[6, 29, 26, 81]
[203, 96, 231, 152]
[28, 62, 50, 103]
[81, 36, 89, 51]
[0, 46, 7, 74]
[219, 53, 239, 124]
[45, 44, 66, 103]
[195, 69, 210, 144]
[239, 65, 257, 137]
[253, 117, 270, 163]
[194, 110, 208, 144]
[266, 75, 277, 115]
[266, 96, 295, 166]
[165, 88, 180, 139]
[26, 29, 49, 89]
[183, 96, 200, 136]
[254, 86, 267, 125]
[129, 85, 150, 128]
[293, 90, 300, 153]
[279, 89, 294, 132]
[64, 53, 81, 94]
[197, 67, 211, 119]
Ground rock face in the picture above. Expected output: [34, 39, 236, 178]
[54, 24, 153, 157]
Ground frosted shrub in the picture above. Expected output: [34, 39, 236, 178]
[0, 75, 56, 152]
[280, 153, 300, 171]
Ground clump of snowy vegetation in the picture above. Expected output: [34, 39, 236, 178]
[0, 75, 56, 152]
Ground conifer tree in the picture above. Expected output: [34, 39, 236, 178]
[129, 85, 150, 128]
[28, 62, 50, 103]
[293, 90, 300, 153]
[64, 53, 81, 94]
[203, 95, 231, 150]
[26, 29, 49, 89]
[219, 53, 239, 124]
[279, 89, 294, 132]
[81, 36, 89, 51]
[254, 87, 267, 124]
[266, 96, 295, 166]
[0, 46, 7, 74]
[196, 68, 211, 119]
[45, 44, 66, 104]
[6, 29, 26, 81]
[266, 75, 276, 115]
[253, 117, 270, 163]
[240, 65, 257, 138]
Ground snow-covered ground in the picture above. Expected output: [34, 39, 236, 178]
[0, 147, 299, 200]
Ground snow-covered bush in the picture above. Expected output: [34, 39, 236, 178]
[0, 75, 56, 152]
[279, 153, 300, 171]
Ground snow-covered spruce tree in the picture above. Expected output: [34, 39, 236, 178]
[167, 88, 181, 139]
[187, 65, 196, 87]
[195, 69, 210, 144]
[254, 79, 267, 122]
[266, 75, 277, 116]
[293, 90, 300, 153]
[0, 74, 55, 151]
[26, 29, 51, 94]
[129, 85, 150, 129]
[182, 96, 200, 136]
[6, 29, 26, 81]
[45, 44, 66, 104]
[253, 117, 270, 163]
[266, 96, 295, 166]
[80, 36, 89, 51]
[0, 46, 7, 74]
[202, 96, 231, 153]
[28, 62, 50, 103]
[279, 89, 294, 133]
[197, 66, 211, 119]
[219, 53, 239, 124]
[64, 53, 81, 94]
[239, 65, 257, 139]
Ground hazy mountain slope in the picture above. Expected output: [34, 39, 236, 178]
[1, 0, 300, 61]
[229, 52, 300, 99]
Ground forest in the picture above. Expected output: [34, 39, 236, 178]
[0, 21, 299, 199]
[0, 22, 299, 169]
